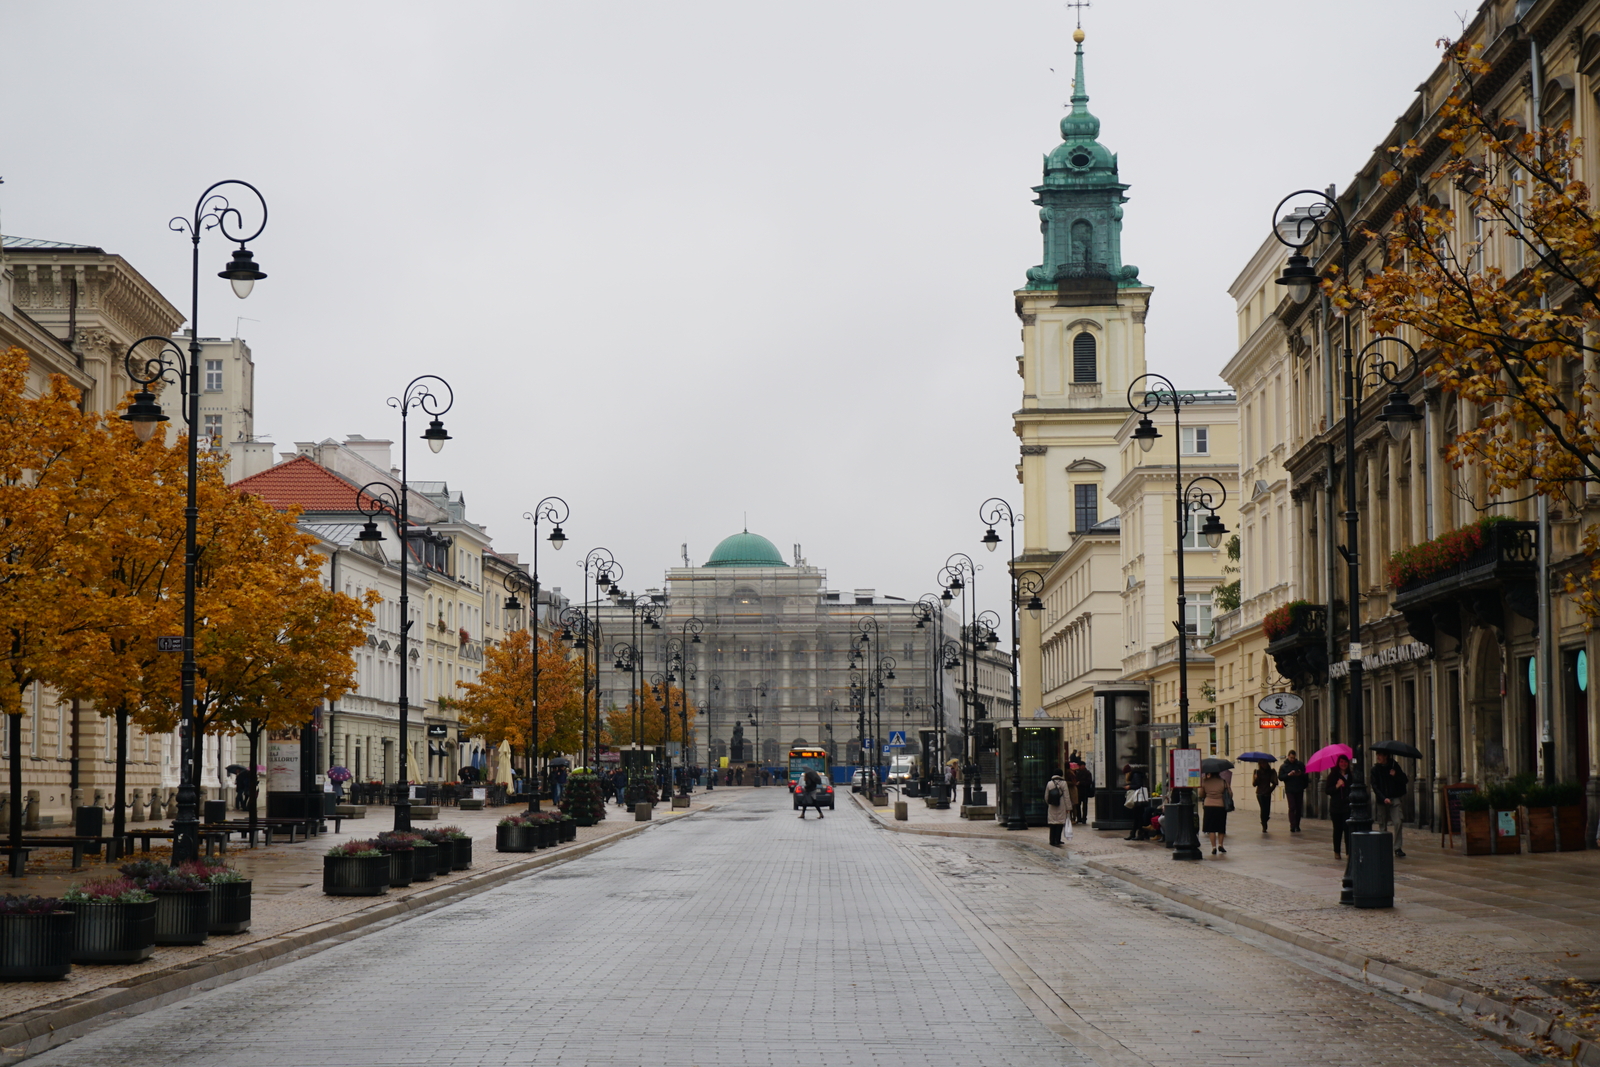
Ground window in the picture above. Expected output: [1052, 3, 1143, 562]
[203, 413, 223, 449]
[1074, 484, 1098, 531]
[1072, 332, 1097, 383]
[1181, 426, 1208, 456]
[204, 359, 223, 391]
[1180, 501, 1206, 549]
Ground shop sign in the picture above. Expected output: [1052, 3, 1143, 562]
[427, 724, 448, 738]
[1328, 641, 1432, 679]
[1256, 693, 1303, 716]
[1258, 716, 1287, 729]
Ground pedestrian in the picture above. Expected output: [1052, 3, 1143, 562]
[736, 767, 744, 787]
[1045, 768, 1073, 848]
[1279, 750, 1307, 832]
[1370, 751, 1409, 858]
[1197, 770, 1228, 854]
[798, 767, 825, 820]
[1073, 762, 1095, 823]
[1325, 755, 1353, 859]
[1253, 761, 1279, 832]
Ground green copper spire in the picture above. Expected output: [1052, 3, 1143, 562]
[1024, 28, 1141, 292]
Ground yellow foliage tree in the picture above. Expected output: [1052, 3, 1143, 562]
[603, 682, 698, 748]
[455, 629, 591, 772]
[1364, 40, 1600, 615]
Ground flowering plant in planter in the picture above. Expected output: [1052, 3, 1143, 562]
[179, 861, 248, 884]
[375, 832, 418, 851]
[1263, 600, 1312, 642]
[61, 878, 154, 905]
[142, 870, 207, 893]
[327, 839, 383, 858]
[1387, 515, 1511, 588]
[0, 895, 64, 915]
[497, 813, 537, 828]
[118, 860, 173, 882]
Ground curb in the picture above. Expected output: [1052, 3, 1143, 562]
[853, 795, 1595, 1065]
[0, 803, 717, 1065]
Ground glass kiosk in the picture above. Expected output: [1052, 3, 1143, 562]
[1089, 684, 1151, 831]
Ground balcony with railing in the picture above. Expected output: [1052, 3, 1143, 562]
[1264, 601, 1329, 689]
[1154, 633, 1213, 669]
[1391, 519, 1537, 645]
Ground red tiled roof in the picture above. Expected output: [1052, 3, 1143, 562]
[234, 455, 383, 514]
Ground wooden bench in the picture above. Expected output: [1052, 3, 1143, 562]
[121, 830, 229, 858]
[201, 822, 276, 848]
[254, 815, 341, 841]
[1, 846, 32, 878]
[6, 835, 126, 872]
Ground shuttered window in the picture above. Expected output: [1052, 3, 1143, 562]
[1072, 332, 1097, 382]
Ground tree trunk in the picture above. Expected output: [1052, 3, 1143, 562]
[114, 704, 129, 843]
[8, 708, 22, 852]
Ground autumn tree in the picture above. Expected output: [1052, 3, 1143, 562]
[603, 682, 698, 748]
[454, 630, 591, 773]
[0, 345, 142, 846]
[1364, 40, 1600, 614]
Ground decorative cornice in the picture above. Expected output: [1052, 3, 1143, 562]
[1020, 445, 1049, 456]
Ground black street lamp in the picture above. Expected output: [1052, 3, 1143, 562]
[350, 374, 454, 833]
[510, 497, 568, 812]
[671, 617, 703, 794]
[118, 181, 267, 864]
[978, 498, 1035, 832]
[913, 594, 953, 801]
[942, 554, 985, 805]
[1274, 190, 1423, 907]
[1125, 373, 1228, 861]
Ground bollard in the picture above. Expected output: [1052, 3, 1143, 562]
[634, 802, 652, 821]
[70, 788, 84, 812]
[24, 789, 42, 831]
[131, 788, 146, 822]
[93, 788, 106, 810]
[894, 800, 908, 821]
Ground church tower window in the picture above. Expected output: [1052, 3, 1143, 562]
[1072, 332, 1097, 382]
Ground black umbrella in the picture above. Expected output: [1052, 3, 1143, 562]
[547, 756, 572, 766]
[1371, 740, 1423, 759]
[1200, 757, 1234, 774]
[225, 764, 249, 776]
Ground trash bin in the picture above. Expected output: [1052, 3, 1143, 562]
[75, 806, 104, 855]
[1350, 831, 1394, 909]
[204, 800, 227, 825]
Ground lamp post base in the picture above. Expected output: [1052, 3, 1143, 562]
[1165, 794, 1202, 861]
[392, 798, 412, 833]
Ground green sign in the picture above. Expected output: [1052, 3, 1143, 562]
[1580, 650, 1590, 693]
[1528, 657, 1537, 696]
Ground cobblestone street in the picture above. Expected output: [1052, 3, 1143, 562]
[26, 791, 1533, 1067]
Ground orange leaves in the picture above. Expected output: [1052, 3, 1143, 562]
[1361, 44, 1600, 618]
[454, 630, 590, 757]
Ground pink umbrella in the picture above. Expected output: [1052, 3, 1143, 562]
[1305, 743, 1353, 773]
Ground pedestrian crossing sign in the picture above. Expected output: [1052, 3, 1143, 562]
[888, 731, 906, 746]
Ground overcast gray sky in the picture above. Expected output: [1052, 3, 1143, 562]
[3, 1, 1470, 618]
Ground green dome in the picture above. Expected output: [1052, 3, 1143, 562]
[705, 530, 787, 568]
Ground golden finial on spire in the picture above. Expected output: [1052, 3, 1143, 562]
[1073, 27, 1085, 43]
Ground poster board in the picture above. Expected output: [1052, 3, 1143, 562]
[1440, 782, 1476, 848]
[267, 741, 301, 793]
[1170, 748, 1202, 791]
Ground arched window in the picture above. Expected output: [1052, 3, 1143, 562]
[1073, 332, 1097, 383]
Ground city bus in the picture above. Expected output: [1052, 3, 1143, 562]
[787, 747, 834, 810]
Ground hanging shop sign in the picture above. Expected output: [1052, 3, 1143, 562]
[1258, 716, 1287, 730]
[1256, 693, 1304, 716]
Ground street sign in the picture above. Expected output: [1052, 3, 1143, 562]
[1256, 692, 1304, 716]
[157, 636, 183, 653]
[882, 745, 892, 755]
[888, 731, 906, 745]
[1258, 716, 1287, 730]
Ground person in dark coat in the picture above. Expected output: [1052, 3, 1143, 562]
[1279, 751, 1308, 832]
[1324, 755, 1353, 858]
[1371, 751, 1410, 858]
[1253, 762, 1279, 833]
[1072, 763, 1095, 824]
[798, 768, 825, 820]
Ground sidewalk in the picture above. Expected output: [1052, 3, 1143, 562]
[1, 793, 727, 1057]
[858, 790, 1600, 1063]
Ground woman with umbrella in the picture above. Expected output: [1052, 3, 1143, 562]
[1197, 757, 1232, 855]
[1238, 753, 1277, 833]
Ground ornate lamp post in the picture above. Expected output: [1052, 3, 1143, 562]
[1125, 374, 1230, 861]
[979, 498, 1037, 832]
[345, 375, 454, 833]
[942, 554, 982, 805]
[508, 498, 568, 811]
[1274, 190, 1422, 905]
[118, 181, 268, 864]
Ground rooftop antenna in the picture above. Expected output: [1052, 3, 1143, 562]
[681, 542, 690, 566]
[235, 316, 259, 339]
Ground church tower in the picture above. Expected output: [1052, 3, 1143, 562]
[1013, 27, 1151, 712]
